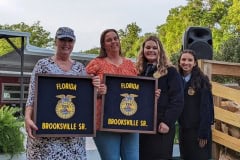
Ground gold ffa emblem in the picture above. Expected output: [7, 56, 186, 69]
[153, 71, 161, 78]
[55, 94, 76, 119]
[120, 93, 138, 116]
[188, 87, 195, 96]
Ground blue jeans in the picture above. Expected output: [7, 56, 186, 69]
[94, 131, 139, 160]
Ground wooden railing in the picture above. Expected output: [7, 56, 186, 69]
[199, 60, 240, 159]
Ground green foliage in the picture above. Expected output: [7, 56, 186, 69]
[217, 37, 240, 63]
[213, 37, 240, 85]
[156, 4, 197, 56]
[118, 0, 239, 60]
[2, 0, 240, 63]
[118, 22, 141, 57]
[0, 38, 22, 56]
[174, 122, 179, 144]
[83, 47, 100, 55]
[0, 106, 25, 155]
[0, 21, 54, 55]
[170, 52, 181, 66]
[212, 75, 240, 85]
[156, 0, 238, 58]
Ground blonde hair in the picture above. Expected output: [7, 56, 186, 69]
[135, 35, 172, 76]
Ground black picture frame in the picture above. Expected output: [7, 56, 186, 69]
[101, 74, 158, 134]
[33, 74, 96, 137]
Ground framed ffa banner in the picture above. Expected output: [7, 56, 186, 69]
[33, 74, 96, 137]
[101, 74, 158, 134]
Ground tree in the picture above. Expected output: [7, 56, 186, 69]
[156, 0, 234, 57]
[156, 4, 197, 56]
[0, 21, 54, 55]
[217, 37, 240, 63]
[213, 37, 240, 85]
[118, 22, 142, 58]
[83, 47, 100, 55]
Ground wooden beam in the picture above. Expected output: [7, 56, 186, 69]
[212, 63, 240, 77]
[199, 60, 240, 77]
[214, 106, 240, 128]
[212, 128, 240, 152]
[212, 82, 240, 104]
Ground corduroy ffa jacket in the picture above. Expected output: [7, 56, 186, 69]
[142, 66, 184, 128]
[178, 80, 214, 139]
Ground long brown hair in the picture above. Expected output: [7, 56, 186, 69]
[178, 49, 212, 90]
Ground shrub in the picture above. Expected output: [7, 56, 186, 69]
[0, 105, 25, 155]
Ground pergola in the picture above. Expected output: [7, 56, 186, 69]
[0, 29, 30, 112]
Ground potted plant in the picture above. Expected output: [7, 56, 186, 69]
[0, 105, 25, 158]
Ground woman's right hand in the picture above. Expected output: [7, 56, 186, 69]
[25, 106, 38, 139]
[198, 138, 208, 148]
[91, 75, 101, 88]
[25, 118, 38, 139]
[158, 122, 169, 134]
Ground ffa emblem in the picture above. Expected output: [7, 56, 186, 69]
[153, 71, 161, 78]
[55, 94, 76, 119]
[120, 93, 138, 116]
[188, 87, 195, 95]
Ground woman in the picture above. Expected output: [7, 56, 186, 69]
[135, 35, 184, 160]
[86, 29, 139, 160]
[178, 49, 214, 160]
[24, 27, 101, 160]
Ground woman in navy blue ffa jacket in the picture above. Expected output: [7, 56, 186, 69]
[178, 49, 214, 160]
[136, 36, 184, 160]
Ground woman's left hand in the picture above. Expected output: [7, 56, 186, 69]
[98, 84, 107, 95]
[155, 89, 161, 99]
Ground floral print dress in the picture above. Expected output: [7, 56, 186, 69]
[26, 57, 87, 160]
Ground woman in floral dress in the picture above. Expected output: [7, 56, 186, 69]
[24, 27, 100, 160]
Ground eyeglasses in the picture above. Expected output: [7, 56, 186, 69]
[59, 38, 74, 42]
